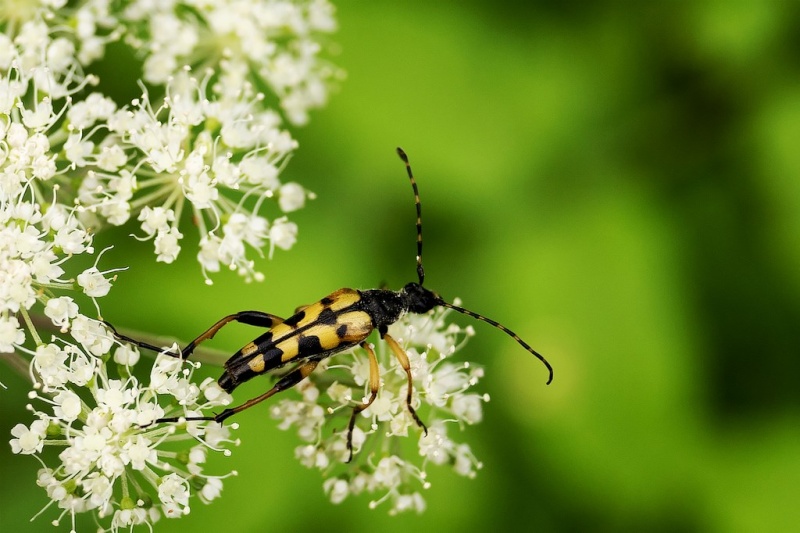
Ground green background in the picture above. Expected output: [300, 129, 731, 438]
[3, 1, 800, 531]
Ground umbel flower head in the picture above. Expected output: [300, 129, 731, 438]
[13, 327, 239, 531]
[270, 303, 487, 515]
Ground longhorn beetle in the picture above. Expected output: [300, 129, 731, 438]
[106, 148, 553, 461]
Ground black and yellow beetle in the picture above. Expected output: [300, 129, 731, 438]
[106, 148, 553, 460]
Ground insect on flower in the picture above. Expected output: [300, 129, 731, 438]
[106, 148, 553, 461]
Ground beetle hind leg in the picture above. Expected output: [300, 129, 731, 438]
[102, 320, 183, 358]
[150, 359, 318, 426]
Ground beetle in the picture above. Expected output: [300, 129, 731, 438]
[106, 148, 553, 460]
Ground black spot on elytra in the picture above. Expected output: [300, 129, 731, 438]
[261, 347, 284, 368]
[250, 330, 274, 348]
[297, 335, 323, 356]
[321, 296, 334, 306]
[317, 308, 337, 325]
[283, 310, 306, 328]
[336, 324, 348, 338]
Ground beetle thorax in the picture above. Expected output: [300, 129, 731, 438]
[359, 288, 406, 332]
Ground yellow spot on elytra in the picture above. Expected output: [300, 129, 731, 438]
[334, 311, 373, 342]
[241, 342, 258, 356]
[278, 336, 300, 362]
[326, 288, 361, 311]
[315, 326, 341, 351]
[248, 355, 265, 373]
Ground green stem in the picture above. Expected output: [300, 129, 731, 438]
[0, 351, 32, 383]
[20, 308, 42, 346]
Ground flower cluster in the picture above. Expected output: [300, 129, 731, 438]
[79, 69, 309, 282]
[270, 304, 487, 514]
[1, 0, 339, 282]
[3, 0, 340, 530]
[0, 34, 108, 365]
[121, 0, 341, 126]
[12, 327, 239, 531]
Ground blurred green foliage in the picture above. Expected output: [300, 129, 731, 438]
[3, 1, 800, 531]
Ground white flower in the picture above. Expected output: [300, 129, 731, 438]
[77, 266, 114, 297]
[0, 5, 335, 283]
[372, 456, 403, 489]
[323, 477, 350, 504]
[159, 473, 191, 517]
[70, 315, 114, 356]
[154, 226, 183, 263]
[138, 206, 175, 236]
[10, 420, 48, 455]
[419, 424, 453, 465]
[269, 217, 299, 257]
[44, 297, 79, 330]
[64, 131, 94, 165]
[451, 393, 485, 424]
[113, 344, 140, 366]
[392, 492, 426, 514]
[33, 343, 71, 389]
[0, 315, 25, 352]
[68, 92, 118, 129]
[80, 72, 306, 282]
[453, 443, 483, 478]
[123, 0, 341, 125]
[364, 392, 399, 421]
[279, 182, 307, 212]
[64, 346, 96, 386]
[53, 390, 83, 422]
[200, 477, 224, 502]
[82, 473, 113, 509]
[123, 435, 156, 471]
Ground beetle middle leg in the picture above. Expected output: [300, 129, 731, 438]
[383, 333, 428, 435]
[345, 341, 381, 463]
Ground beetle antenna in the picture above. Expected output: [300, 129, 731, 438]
[397, 147, 425, 286]
[438, 300, 554, 385]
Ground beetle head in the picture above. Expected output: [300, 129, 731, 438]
[401, 282, 442, 314]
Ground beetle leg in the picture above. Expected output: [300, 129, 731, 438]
[383, 333, 428, 435]
[102, 320, 183, 357]
[104, 311, 284, 360]
[180, 311, 285, 360]
[153, 360, 318, 425]
[345, 341, 381, 463]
